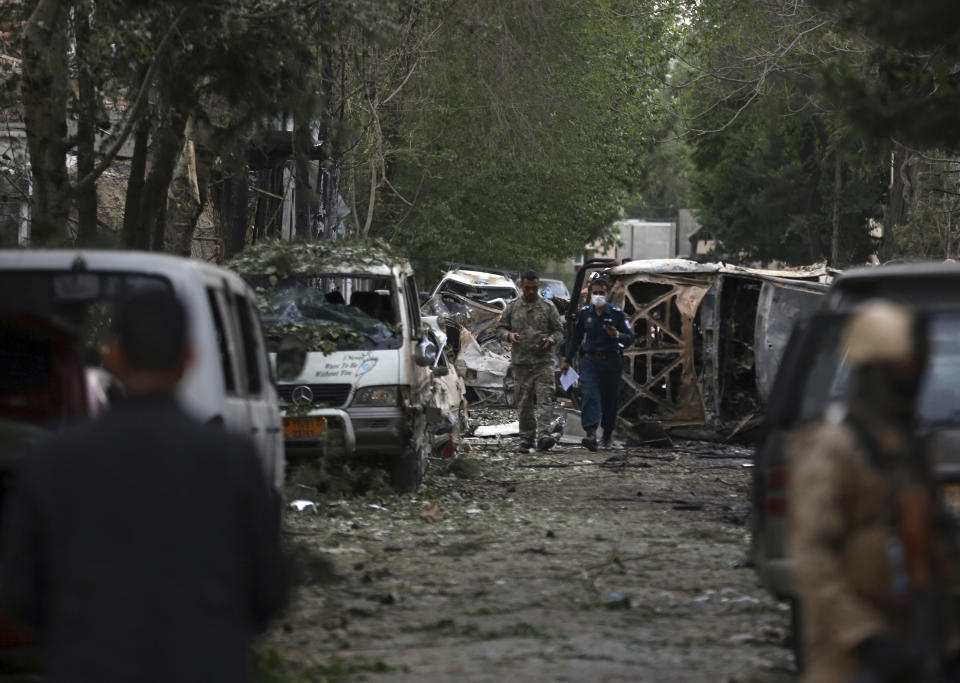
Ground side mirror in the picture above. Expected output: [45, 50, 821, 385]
[414, 336, 438, 367]
[275, 334, 308, 380]
[431, 364, 450, 377]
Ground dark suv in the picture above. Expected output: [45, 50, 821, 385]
[751, 261, 960, 664]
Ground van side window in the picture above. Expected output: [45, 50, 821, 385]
[206, 288, 238, 395]
[234, 293, 263, 395]
[404, 275, 421, 336]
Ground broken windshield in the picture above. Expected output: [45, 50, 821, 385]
[247, 275, 401, 352]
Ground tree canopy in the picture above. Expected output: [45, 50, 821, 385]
[6, 0, 960, 269]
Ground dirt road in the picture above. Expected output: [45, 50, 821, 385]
[262, 410, 796, 682]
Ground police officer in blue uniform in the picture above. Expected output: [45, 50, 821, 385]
[562, 276, 634, 451]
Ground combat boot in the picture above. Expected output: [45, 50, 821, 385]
[514, 440, 534, 453]
[537, 435, 556, 451]
[599, 431, 613, 451]
[581, 430, 598, 452]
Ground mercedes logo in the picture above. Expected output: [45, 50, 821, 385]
[291, 385, 314, 406]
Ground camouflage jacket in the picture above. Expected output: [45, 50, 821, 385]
[786, 409, 930, 683]
[496, 296, 564, 366]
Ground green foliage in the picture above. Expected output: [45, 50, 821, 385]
[225, 238, 402, 356]
[813, 0, 960, 151]
[225, 238, 402, 277]
[678, 0, 885, 265]
[368, 1, 674, 275]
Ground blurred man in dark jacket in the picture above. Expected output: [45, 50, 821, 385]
[1, 289, 286, 683]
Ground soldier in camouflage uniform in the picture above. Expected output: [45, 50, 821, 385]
[787, 300, 949, 683]
[496, 270, 564, 452]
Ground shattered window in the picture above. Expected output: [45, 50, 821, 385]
[248, 275, 401, 352]
[795, 318, 848, 422]
[0, 271, 171, 364]
[539, 279, 569, 300]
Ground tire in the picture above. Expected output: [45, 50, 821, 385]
[391, 414, 428, 492]
[391, 440, 427, 492]
[790, 597, 805, 673]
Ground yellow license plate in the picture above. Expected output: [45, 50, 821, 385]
[942, 484, 960, 518]
[283, 417, 327, 440]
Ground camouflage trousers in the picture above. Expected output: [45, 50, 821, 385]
[513, 362, 556, 443]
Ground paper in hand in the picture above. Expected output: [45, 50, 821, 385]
[560, 366, 579, 391]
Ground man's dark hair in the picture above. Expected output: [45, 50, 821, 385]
[590, 276, 610, 291]
[112, 289, 188, 369]
[520, 269, 539, 282]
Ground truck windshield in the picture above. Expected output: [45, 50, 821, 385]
[247, 274, 401, 352]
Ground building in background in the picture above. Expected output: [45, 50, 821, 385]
[542, 209, 705, 290]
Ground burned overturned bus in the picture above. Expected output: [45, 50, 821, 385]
[571, 259, 832, 440]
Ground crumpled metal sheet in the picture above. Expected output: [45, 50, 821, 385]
[455, 328, 510, 391]
[423, 291, 514, 405]
[421, 290, 503, 339]
[608, 258, 834, 281]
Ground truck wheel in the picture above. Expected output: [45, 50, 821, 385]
[391, 439, 427, 492]
[392, 412, 429, 492]
[790, 598, 804, 673]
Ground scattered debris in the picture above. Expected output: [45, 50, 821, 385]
[289, 499, 318, 513]
[473, 421, 520, 437]
[421, 502, 445, 522]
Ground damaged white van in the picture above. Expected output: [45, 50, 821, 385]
[229, 240, 464, 491]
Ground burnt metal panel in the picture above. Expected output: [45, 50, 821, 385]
[612, 272, 715, 428]
[754, 281, 828, 403]
[606, 262, 829, 438]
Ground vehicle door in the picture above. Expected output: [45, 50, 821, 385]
[402, 273, 432, 402]
[751, 311, 850, 598]
[203, 280, 253, 443]
[230, 285, 284, 492]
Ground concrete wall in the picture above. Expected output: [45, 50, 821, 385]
[542, 210, 703, 290]
[677, 209, 701, 258]
[614, 220, 676, 261]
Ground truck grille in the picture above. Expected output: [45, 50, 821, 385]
[277, 383, 351, 407]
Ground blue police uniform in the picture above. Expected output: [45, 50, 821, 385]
[565, 303, 634, 445]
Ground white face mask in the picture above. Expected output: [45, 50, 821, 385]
[591, 294, 607, 307]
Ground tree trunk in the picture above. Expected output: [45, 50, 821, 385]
[74, 0, 98, 246]
[165, 117, 204, 255]
[253, 167, 284, 241]
[881, 146, 906, 262]
[140, 107, 187, 252]
[22, 0, 70, 245]
[217, 147, 249, 258]
[122, 114, 151, 249]
[319, 41, 346, 239]
[293, 123, 314, 238]
[831, 151, 841, 265]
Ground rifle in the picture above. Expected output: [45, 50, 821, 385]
[898, 484, 941, 682]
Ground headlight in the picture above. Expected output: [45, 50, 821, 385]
[352, 386, 399, 405]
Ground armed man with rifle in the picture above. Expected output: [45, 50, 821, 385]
[787, 300, 956, 683]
